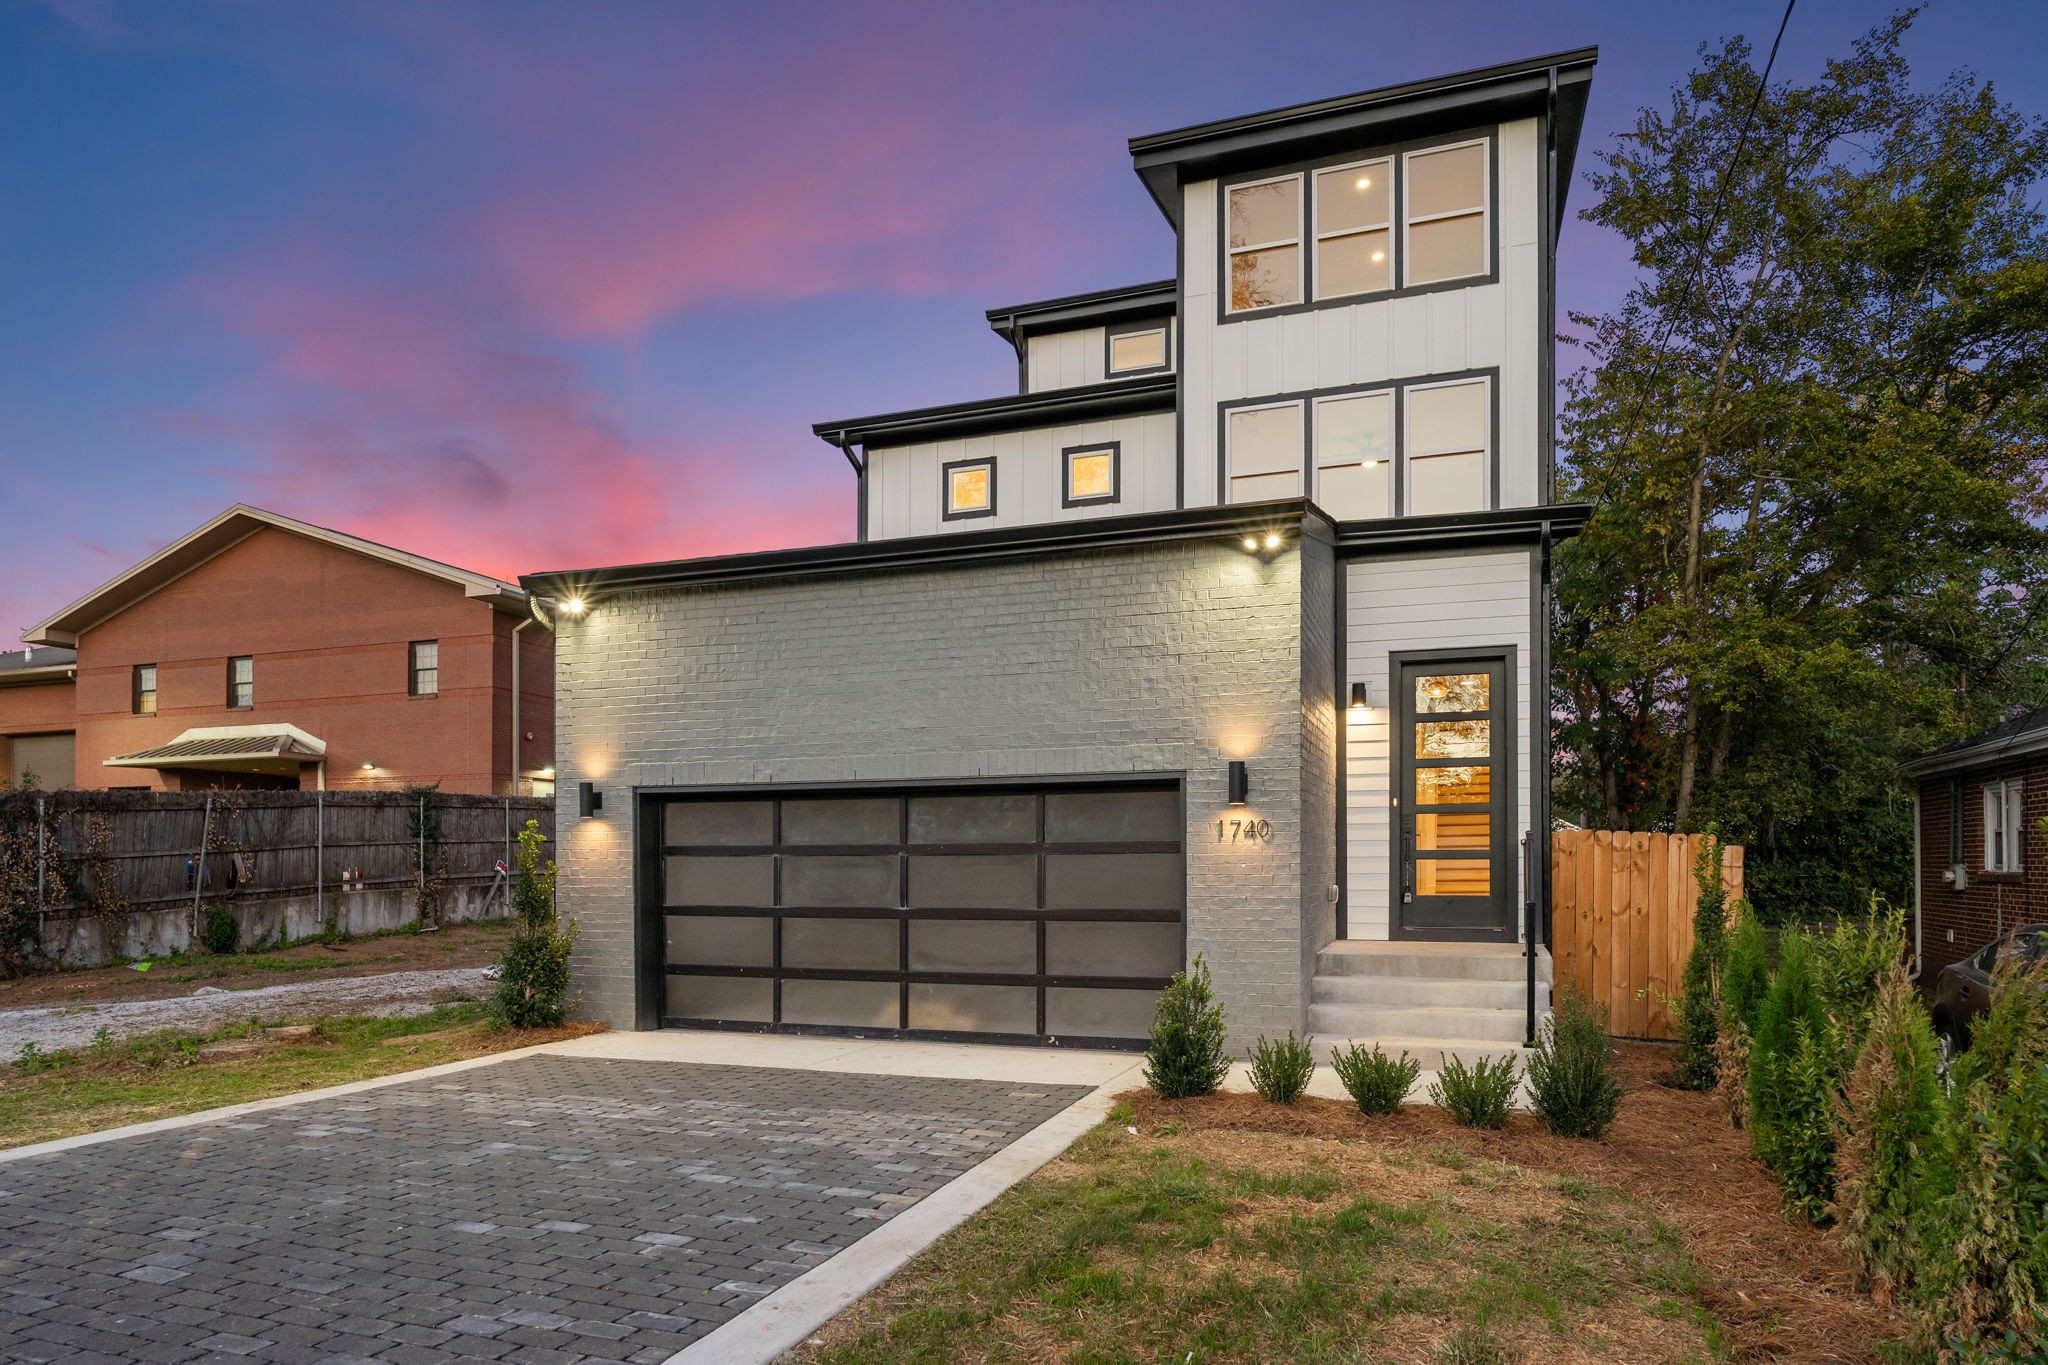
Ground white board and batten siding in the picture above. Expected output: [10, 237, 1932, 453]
[865, 411, 1177, 540]
[1179, 117, 1543, 511]
[1025, 323, 1176, 393]
[1344, 549, 1534, 941]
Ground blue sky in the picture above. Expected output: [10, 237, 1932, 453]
[2, 0, 2042, 636]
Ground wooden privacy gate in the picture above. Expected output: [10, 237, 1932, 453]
[1550, 830, 1745, 1041]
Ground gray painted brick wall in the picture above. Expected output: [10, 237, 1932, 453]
[549, 532, 1322, 1043]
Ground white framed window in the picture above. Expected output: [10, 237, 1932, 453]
[1985, 778, 2025, 873]
[1403, 139, 1489, 286]
[942, 457, 996, 520]
[1225, 174, 1302, 313]
[1063, 443, 1120, 507]
[1312, 389, 1393, 519]
[1107, 325, 1168, 375]
[1313, 157, 1393, 300]
[1404, 377, 1490, 514]
[1225, 401, 1303, 503]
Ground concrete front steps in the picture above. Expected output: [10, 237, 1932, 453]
[1309, 940, 1551, 1070]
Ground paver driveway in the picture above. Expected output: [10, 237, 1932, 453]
[0, 1054, 1091, 1364]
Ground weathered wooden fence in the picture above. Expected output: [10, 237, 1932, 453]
[1550, 830, 1745, 1041]
[1, 790, 555, 968]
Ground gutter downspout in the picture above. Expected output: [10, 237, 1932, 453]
[823, 431, 868, 543]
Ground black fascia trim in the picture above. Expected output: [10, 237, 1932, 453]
[940, 455, 998, 522]
[985, 279, 1177, 350]
[523, 498, 1331, 598]
[1329, 502, 1591, 554]
[1131, 48, 1596, 227]
[812, 373, 1176, 450]
[1061, 440, 1123, 509]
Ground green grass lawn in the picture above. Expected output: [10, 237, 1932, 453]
[798, 1103, 1724, 1365]
[0, 1003, 590, 1150]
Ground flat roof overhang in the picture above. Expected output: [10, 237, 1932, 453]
[524, 500, 1590, 601]
[104, 723, 327, 777]
[985, 280, 1177, 353]
[813, 373, 1177, 452]
[1128, 47, 1597, 227]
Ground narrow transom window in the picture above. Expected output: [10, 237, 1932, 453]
[133, 664, 157, 716]
[1313, 391, 1394, 519]
[1314, 158, 1393, 299]
[1226, 402, 1304, 503]
[1063, 444, 1120, 507]
[227, 656, 253, 709]
[943, 458, 996, 520]
[1226, 175, 1302, 313]
[1404, 141, 1488, 286]
[1107, 326, 1168, 375]
[1404, 379, 1489, 515]
[1985, 779, 2025, 873]
[410, 640, 439, 697]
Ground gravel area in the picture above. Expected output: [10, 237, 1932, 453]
[0, 966, 492, 1054]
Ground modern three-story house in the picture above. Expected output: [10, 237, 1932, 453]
[530, 49, 1596, 1056]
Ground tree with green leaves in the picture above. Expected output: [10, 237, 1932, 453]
[1554, 13, 2048, 922]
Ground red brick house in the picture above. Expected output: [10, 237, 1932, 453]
[1906, 706, 2046, 979]
[0, 506, 553, 795]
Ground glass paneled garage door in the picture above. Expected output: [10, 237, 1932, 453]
[649, 781, 1183, 1046]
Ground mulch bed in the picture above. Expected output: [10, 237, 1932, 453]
[1122, 1042, 1910, 1363]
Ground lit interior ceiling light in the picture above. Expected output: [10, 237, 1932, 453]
[1354, 176, 1372, 189]
[1370, 251, 1386, 262]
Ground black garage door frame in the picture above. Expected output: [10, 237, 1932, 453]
[634, 773, 1186, 1049]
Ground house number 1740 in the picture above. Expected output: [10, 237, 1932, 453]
[1217, 818, 1273, 843]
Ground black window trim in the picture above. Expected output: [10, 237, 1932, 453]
[409, 639, 440, 698]
[1061, 441, 1123, 509]
[1216, 366, 1501, 517]
[940, 455, 998, 522]
[132, 663, 157, 717]
[1215, 124, 1501, 326]
[1102, 317, 1173, 378]
[226, 655, 254, 710]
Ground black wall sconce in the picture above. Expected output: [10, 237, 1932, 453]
[1349, 681, 1371, 711]
[1226, 760, 1249, 806]
[578, 781, 603, 818]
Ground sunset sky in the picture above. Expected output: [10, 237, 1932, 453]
[3, 0, 2042, 636]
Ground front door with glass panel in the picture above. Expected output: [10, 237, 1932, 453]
[1394, 654, 1514, 939]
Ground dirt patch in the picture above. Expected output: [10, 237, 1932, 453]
[1123, 1042, 1907, 1363]
[0, 919, 513, 1010]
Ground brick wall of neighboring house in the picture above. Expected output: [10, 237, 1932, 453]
[550, 532, 1332, 1043]
[1917, 759, 2046, 979]
[0, 674, 78, 785]
[70, 526, 552, 795]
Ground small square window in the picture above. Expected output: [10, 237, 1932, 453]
[942, 458, 996, 520]
[227, 656, 253, 709]
[1063, 443, 1120, 508]
[1107, 326, 1168, 375]
[410, 640, 439, 697]
[132, 664, 157, 716]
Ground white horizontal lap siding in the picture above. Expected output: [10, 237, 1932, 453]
[1344, 549, 1534, 940]
[1180, 118, 1542, 512]
[1026, 328, 1106, 392]
[864, 410, 1177, 539]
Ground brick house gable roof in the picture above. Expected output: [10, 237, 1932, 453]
[1903, 704, 2048, 778]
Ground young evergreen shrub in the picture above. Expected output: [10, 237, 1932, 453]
[1246, 1031, 1316, 1105]
[1672, 833, 1729, 1090]
[1143, 954, 1231, 1099]
[198, 904, 239, 955]
[1331, 1043, 1420, 1116]
[1949, 955, 2048, 1100]
[1748, 931, 1827, 1159]
[1808, 902, 1907, 1037]
[493, 820, 578, 1028]
[1838, 962, 1947, 1294]
[1938, 1060, 2048, 1354]
[1769, 1019, 1842, 1223]
[1528, 982, 1623, 1139]
[1720, 900, 1772, 1030]
[1429, 1052, 1518, 1130]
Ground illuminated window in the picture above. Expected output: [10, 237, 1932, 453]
[410, 640, 439, 697]
[1226, 174, 1302, 312]
[1404, 140, 1489, 286]
[132, 664, 157, 716]
[1107, 325, 1168, 375]
[1063, 444, 1120, 508]
[1404, 378, 1489, 515]
[1314, 158, 1392, 299]
[1226, 402, 1304, 503]
[943, 458, 996, 520]
[227, 656, 253, 709]
[1312, 390, 1393, 518]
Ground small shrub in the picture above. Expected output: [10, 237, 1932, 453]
[13, 1041, 72, 1074]
[1748, 932, 1827, 1158]
[1808, 902, 1906, 1036]
[493, 821, 578, 1028]
[1719, 900, 1771, 1031]
[1939, 1060, 2048, 1353]
[1766, 1019, 1842, 1223]
[1429, 1052, 1518, 1130]
[1672, 832, 1729, 1091]
[1143, 954, 1232, 1099]
[1838, 961, 1947, 1297]
[198, 904, 239, 955]
[1332, 1043, 1420, 1116]
[87, 1025, 116, 1063]
[1528, 982, 1623, 1139]
[1246, 1031, 1316, 1105]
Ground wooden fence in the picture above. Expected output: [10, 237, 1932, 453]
[1550, 830, 1745, 1041]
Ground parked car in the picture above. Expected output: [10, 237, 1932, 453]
[1930, 923, 2047, 1063]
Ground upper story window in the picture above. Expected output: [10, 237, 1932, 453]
[943, 457, 996, 520]
[1224, 136, 1491, 314]
[1985, 778, 2025, 873]
[227, 656, 253, 709]
[410, 640, 439, 697]
[1226, 175, 1302, 313]
[132, 664, 157, 716]
[1224, 373, 1491, 518]
[1107, 324, 1169, 375]
[1404, 140, 1489, 286]
[1063, 443, 1120, 508]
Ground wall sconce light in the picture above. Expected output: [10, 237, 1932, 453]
[1349, 682, 1370, 712]
[1226, 760, 1249, 806]
[562, 597, 587, 617]
[578, 781, 603, 817]
[1237, 530, 1284, 555]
